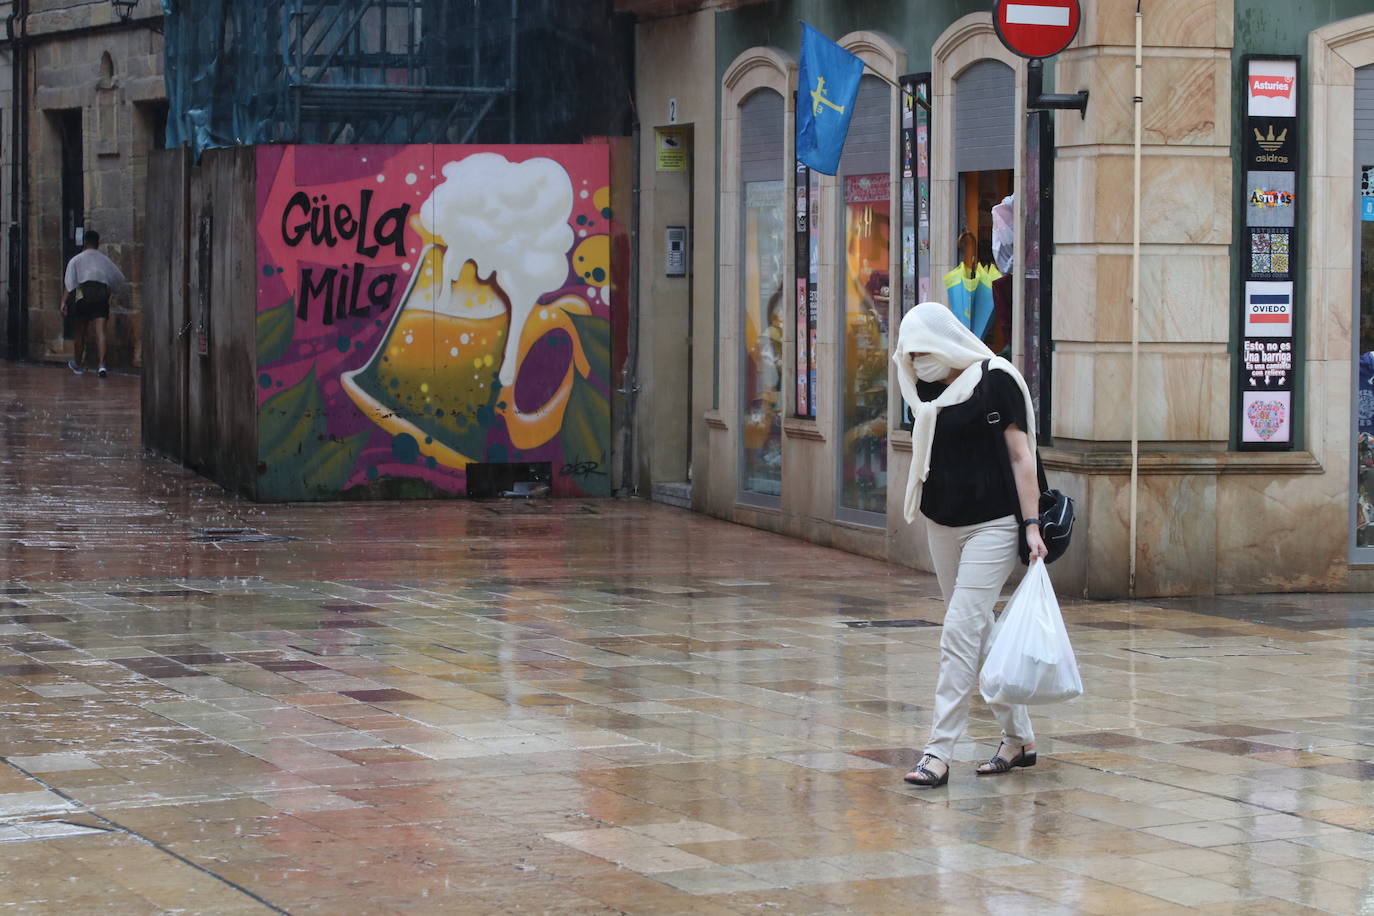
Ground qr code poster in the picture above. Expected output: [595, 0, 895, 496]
[1248, 228, 1292, 280]
[1242, 391, 1292, 444]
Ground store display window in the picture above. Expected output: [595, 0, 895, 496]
[739, 89, 786, 498]
[837, 75, 892, 518]
[839, 174, 891, 515]
[1356, 163, 1374, 545]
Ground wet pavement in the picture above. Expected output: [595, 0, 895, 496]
[3, 361, 1374, 914]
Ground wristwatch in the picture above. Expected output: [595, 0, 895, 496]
[1020, 518, 1041, 530]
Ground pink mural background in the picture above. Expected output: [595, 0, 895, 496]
[254, 144, 612, 500]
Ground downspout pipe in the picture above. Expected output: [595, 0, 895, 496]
[1129, 0, 1143, 596]
[619, 96, 642, 497]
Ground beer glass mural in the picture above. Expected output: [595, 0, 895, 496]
[255, 145, 612, 499]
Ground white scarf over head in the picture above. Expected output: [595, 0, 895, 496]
[892, 301, 1037, 524]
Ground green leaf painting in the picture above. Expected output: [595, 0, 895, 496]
[301, 431, 370, 495]
[258, 368, 329, 499]
[560, 371, 610, 496]
[257, 298, 295, 366]
[566, 312, 611, 383]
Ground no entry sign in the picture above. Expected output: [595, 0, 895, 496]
[993, 0, 1081, 59]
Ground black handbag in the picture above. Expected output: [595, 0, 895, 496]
[981, 360, 1074, 565]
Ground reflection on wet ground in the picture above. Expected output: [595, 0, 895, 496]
[3, 363, 1374, 913]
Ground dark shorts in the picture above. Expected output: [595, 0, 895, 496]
[65, 283, 110, 322]
[68, 298, 110, 322]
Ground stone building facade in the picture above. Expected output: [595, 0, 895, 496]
[0, 0, 165, 368]
[616, 0, 1374, 597]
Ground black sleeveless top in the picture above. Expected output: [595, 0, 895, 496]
[915, 367, 1025, 527]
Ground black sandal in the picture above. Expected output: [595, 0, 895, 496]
[903, 754, 949, 788]
[975, 743, 1037, 776]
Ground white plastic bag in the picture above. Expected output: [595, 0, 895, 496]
[991, 195, 1015, 275]
[979, 559, 1083, 705]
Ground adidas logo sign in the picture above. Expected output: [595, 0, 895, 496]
[1253, 125, 1288, 152]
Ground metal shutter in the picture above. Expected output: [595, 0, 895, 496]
[1358, 66, 1374, 164]
[838, 75, 891, 177]
[955, 60, 1015, 173]
[740, 89, 784, 184]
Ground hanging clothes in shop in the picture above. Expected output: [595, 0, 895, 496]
[942, 261, 1001, 339]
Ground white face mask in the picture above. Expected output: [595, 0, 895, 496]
[912, 355, 949, 383]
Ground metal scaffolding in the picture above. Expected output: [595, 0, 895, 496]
[164, 0, 519, 152]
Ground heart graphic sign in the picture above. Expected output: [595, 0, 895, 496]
[1243, 392, 1290, 444]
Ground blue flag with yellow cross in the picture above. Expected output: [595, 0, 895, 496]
[796, 22, 865, 176]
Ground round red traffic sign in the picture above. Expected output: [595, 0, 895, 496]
[992, 0, 1081, 59]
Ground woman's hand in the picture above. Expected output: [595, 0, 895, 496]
[1005, 425, 1046, 555]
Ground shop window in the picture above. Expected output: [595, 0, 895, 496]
[1353, 67, 1374, 548]
[739, 88, 786, 498]
[838, 75, 892, 517]
[901, 75, 932, 310]
[951, 60, 1015, 354]
[898, 74, 931, 430]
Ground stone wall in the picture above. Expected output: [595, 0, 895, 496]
[632, 10, 717, 495]
[7, 1, 164, 368]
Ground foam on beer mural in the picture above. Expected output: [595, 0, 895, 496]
[418, 153, 575, 388]
[341, 152, 584, 468]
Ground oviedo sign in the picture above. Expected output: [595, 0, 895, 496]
[992, 0, 1081, 60]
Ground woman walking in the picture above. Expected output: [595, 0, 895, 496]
[893, 302, 1048, 788]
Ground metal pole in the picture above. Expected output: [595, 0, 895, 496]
[621, 117, 642, 497]
[1129, 1, 1143, 596]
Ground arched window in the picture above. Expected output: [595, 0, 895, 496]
[951, 59, 1015, 353]
[1354, 64, 1374, 549]
[837, 75, 893, 516]
[738, 88, 787, 497]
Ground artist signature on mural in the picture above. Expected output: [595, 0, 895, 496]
[560, 458, 606, 478]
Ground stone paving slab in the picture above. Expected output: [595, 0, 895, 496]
[2, 363, 1374, 913]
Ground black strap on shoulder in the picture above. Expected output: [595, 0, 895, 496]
[982, 359, 1049, 493]
[983, 360, 1023, 527]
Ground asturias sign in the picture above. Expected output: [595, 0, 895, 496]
[1249, 76, 1294, 100]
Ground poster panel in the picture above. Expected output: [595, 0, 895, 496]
[1246, 170, 1296, 227]
[1238, 56, 1298, 452]
[1244, 281, 1294, 338]
[1241, 390, 1292, 445]
[1247, 59, 1297, 118]
[1243, 338, 1293, 390]
[1247, 228, 1292, 280]
[1244, 117, 1296, 170]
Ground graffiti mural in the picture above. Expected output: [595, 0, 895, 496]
[255, 145, 613, 499]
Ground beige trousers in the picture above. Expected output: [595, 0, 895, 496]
[924, 514, 1034, 762]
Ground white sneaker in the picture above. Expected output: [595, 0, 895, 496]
[97, 365, 108, 378]
[67, 359, 82, 375]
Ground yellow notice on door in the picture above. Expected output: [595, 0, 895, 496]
[656, 128, 686, 171]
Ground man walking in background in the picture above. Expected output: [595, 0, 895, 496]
[61, 230, 126, 377]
